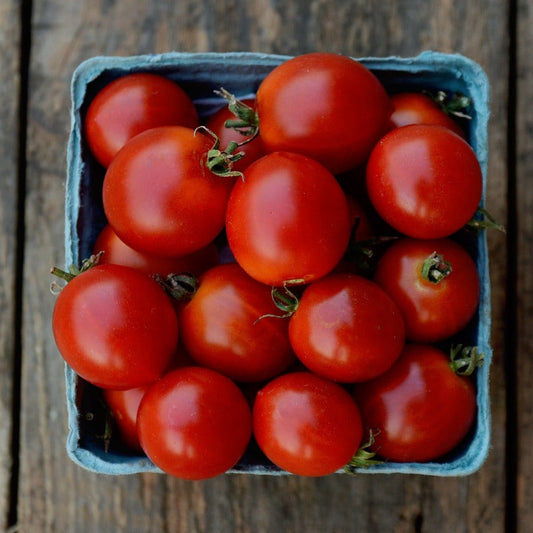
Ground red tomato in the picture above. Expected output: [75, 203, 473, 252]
[253, 371, 363, 476]
[85, 73, 199, 167]
[366, 124, 483, 239]
[354, 344, 477, 462]
[178, 263, 295, 382]
[388, 92, 466, 137]
[52, 264, 178, 389]
[137, 366, 252, 480]
[373, 238, 480, 342]
[205, 99, 266, 172]
[256, 53, 392, 174]
[289, 273, 405, 382]
[226, 151, 352, 286]
[103, 126, 234, 258]
[103, 386, 147, 452]
[93, 224, 219, 277]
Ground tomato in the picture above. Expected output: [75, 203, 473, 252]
[253, 371, 363, 476]
[256, 53, 392, 174]
[354, 344, 477, 462]
[226, 151, 352, 286]
[205, 98, 266, 172]
[102, 386, 147, 452]
[288, 273, 405, 382]
[85, 72, 199, 167]
[52, 263, 178, 389]
[366, 124, 483, 239]
[178, 263, 295, 382]
[103, 126, 234, 258]
[93, 224, 219, 277]
[101, 345, 196, 452]
[137, 366, 252, 480]
[388, 92, 466, 137]
[373, 237, 479, 342]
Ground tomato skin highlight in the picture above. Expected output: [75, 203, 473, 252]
[366, 124, 483, 239]
[289, 273, 405, 383]
[52, 264, 179, 390]
[179, 263, 295, 383]
[226, 151, 352, 286]
[354, 344, 477, 462]
[373, 238, 480, 342]
[85, 73, 199, 168]
[137, 366, 252, 480]
[103, 126, 234, 258]
[256, 53, 392, 174]
[253, 371, 363, 476]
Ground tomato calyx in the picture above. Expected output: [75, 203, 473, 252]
[195, 126, 246, 180]
[50, 252, 104, 293]
[449, 344, 485, 376]
[344, 429, 383, 474]
[421, 251, 453, 284]
[428, 90, 472, 120]
[154, 272, 200, 301]
[215, 87, 260, 139]
[467, 206, 506, 233]
[255, 282, 303, 323]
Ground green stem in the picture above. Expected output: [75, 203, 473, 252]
[467, 207, 506, 233]
[196, 126, 245, 180]
[153, 272, 200, 301]
[421, 251, 452, 284]
[344, 429, 383, 474]
[215, 87, 260, 139]
[449, 344, 485, 376]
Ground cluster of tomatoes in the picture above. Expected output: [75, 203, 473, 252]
[52, 53, 489, 480]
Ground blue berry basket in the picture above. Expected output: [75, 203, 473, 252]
[64, 51, 492, 476]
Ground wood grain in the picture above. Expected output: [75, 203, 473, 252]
[0, 0, 20, 530]
[516, 0, 533, 531]
[16, 0, 512, 531]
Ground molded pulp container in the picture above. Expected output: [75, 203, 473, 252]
[64, 51, 492, 476]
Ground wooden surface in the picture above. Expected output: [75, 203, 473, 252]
[0, 0, 524, 531]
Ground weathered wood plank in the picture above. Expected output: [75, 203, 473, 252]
[18, 1, 510, 531]
[516, 0, 533, 531]
[0, 0, 21, 530]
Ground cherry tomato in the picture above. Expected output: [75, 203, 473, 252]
[288, 273, 405, 383]
[93, 224, 219, 277]
[178, 263, 295, 382]
[373, 237, 480, 342]
[253, 371, 363, 476]
[256, 53, 392, 174]
[205, 99, 266, 172]
[101, 345, 196, 452]
[85, 72, 199, 167]
[102, 386, 147, 452]
[354, 344, 477, 462]
[388, 92, 465, 137]
[366, 124, 483, 239]
[52, 264, 178, 389]
[137, 366, 252, 480]
[103, 126, 234, 258]
[226, 151, 352, 286]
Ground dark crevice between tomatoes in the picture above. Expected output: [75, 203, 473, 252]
[9, 0, 33, 530]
